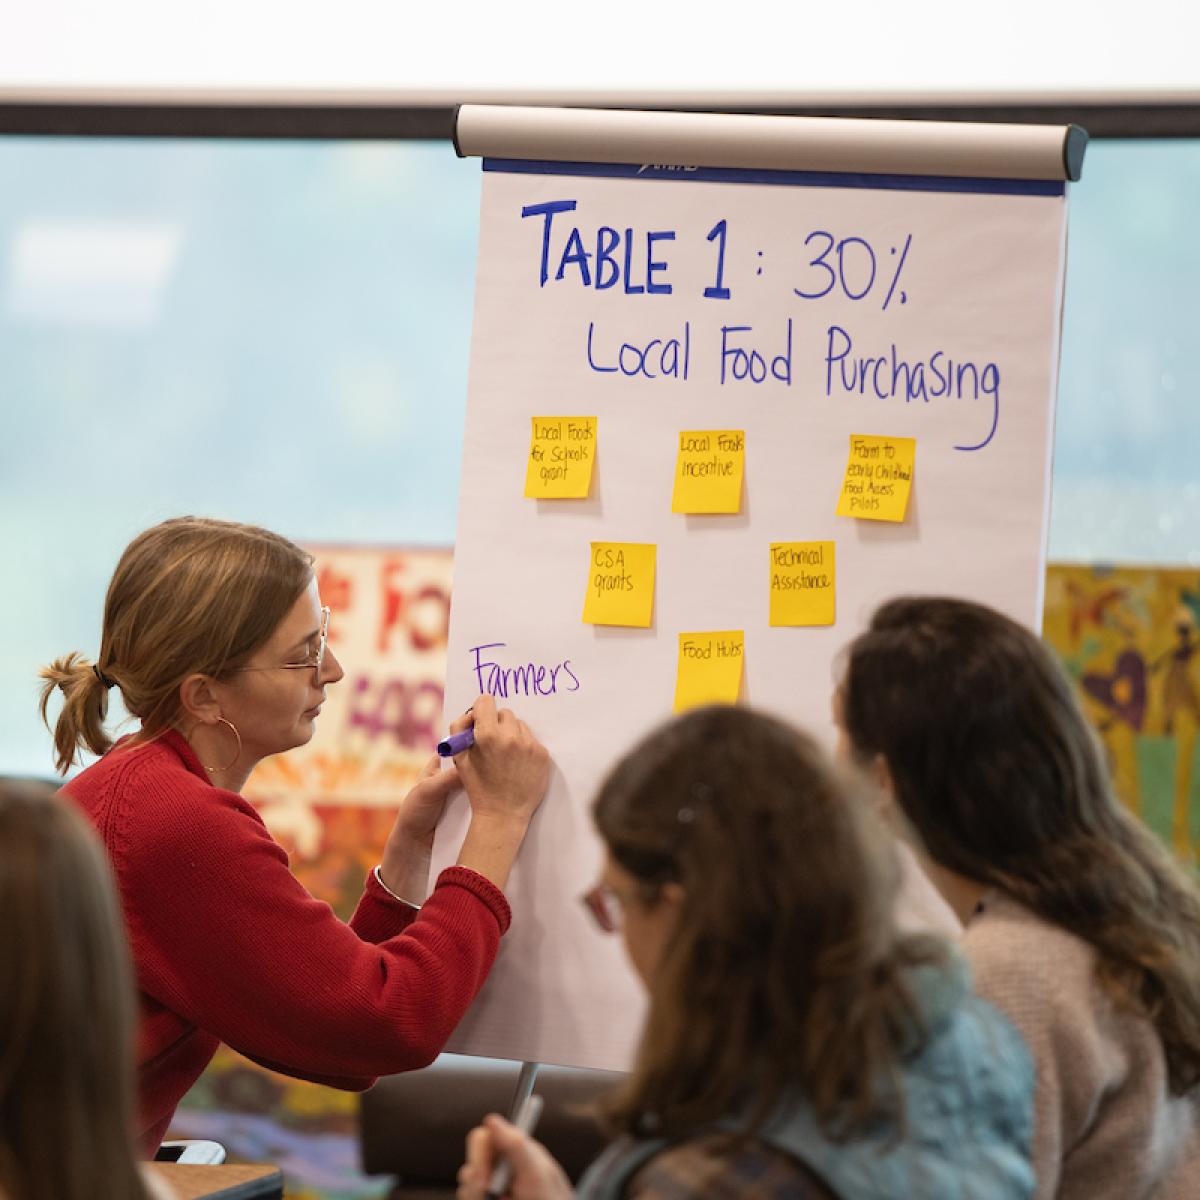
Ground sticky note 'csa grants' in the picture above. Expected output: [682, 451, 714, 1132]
[582, 542, 656, 628]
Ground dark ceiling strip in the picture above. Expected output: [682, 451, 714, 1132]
[0, 102, 1195, 140]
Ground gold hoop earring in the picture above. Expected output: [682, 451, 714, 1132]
[190, 717, 242, 774]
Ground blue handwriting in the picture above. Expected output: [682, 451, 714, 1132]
[520, 201, 674, 294]
[824, 324, 1000, 451]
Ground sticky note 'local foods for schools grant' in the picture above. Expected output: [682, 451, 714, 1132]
[525, 416, 597, 499]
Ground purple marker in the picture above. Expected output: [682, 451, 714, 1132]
[437, 727, 475, 757]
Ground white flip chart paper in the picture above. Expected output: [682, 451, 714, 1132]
[431, 136, 1069, 1070]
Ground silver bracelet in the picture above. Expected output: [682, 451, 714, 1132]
[373, 865, 422, 911]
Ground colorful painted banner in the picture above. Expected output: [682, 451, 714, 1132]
[1043, 562, 1200, 863]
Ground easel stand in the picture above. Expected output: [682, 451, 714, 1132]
[509, 1060, 539, 1118]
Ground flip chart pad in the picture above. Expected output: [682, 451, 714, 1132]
[432, 106, 1078, 1072]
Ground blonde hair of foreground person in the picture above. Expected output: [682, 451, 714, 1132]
[0, 780, 171, 1200]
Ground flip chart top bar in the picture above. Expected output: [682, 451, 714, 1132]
[453, 105, 1087, 182]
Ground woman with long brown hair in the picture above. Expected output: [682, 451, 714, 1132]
[38, 516, 549, 1156]
[457, 706, 1036, 1199]
[0, 780, 172, 1200]
[839, 595, 1200, 1199]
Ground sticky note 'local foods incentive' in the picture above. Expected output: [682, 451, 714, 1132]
[769, 542, 836, 626]
[671, 429, 745, 513]
[673, 630, 744, 712]
[835, 434, 915, 522]
[582, 542, 656, 627]
[525, 416, 597, 498]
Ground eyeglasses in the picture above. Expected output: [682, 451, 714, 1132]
[229, 606, 331, 682]
[580, 881, 623, 934]
[580, 878, 668, 933]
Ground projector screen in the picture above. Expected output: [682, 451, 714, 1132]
[4, 0, 1200, 97]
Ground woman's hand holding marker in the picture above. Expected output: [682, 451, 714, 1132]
[451, 695, 550, 891]
[380, 696, 548, 901]
[454, 695, 549, 825]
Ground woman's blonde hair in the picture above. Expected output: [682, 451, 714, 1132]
[0, 780, 152, 1200]
[592, 705, 945, 1141]
[39, 517, 313, 774]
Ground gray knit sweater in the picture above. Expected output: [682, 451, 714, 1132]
[963, 891, 1200, 1200]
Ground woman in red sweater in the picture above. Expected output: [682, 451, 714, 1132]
[38, 516, 549, 1156]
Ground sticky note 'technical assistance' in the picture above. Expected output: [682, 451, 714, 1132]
[525, 416, 597, 499]
[673, 630, 744, 712]
[582, 542, 656, 628]
[835, 434, 915, 522]
[769, 542, 835, 626]
[671, 429, 745, 514]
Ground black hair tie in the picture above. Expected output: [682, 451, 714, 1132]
[92, 664, 116, 690]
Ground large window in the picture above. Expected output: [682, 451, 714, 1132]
[2, 136, 1196, 776]
[1052, 140, 1200, 566]
[1, 138, 480, 776]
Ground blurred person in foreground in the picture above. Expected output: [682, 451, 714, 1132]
[458, 706, 1036, 1200]
[0, 779, 175, 1200]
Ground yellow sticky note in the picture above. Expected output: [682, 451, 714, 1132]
[674, 631, 744, 712]
[671, 430, 745, 513]
[582, 543, 656, 627]
[835, 434, 915, 522]
[769, 542, 835, 626]
[524, 416, 597, 499]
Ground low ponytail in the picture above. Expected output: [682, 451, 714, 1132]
[38, 652, 115, 775]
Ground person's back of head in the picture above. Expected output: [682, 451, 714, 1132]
[39, 516, 313, 774]
[591, 705, 946, 1141]
[841, 594, 1200, 1095]
[0, 779, 149, 1200]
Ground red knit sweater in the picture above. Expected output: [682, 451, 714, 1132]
[64, 730, 511, 1156]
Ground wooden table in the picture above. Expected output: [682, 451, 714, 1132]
[150, 1163, 284, 1199]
